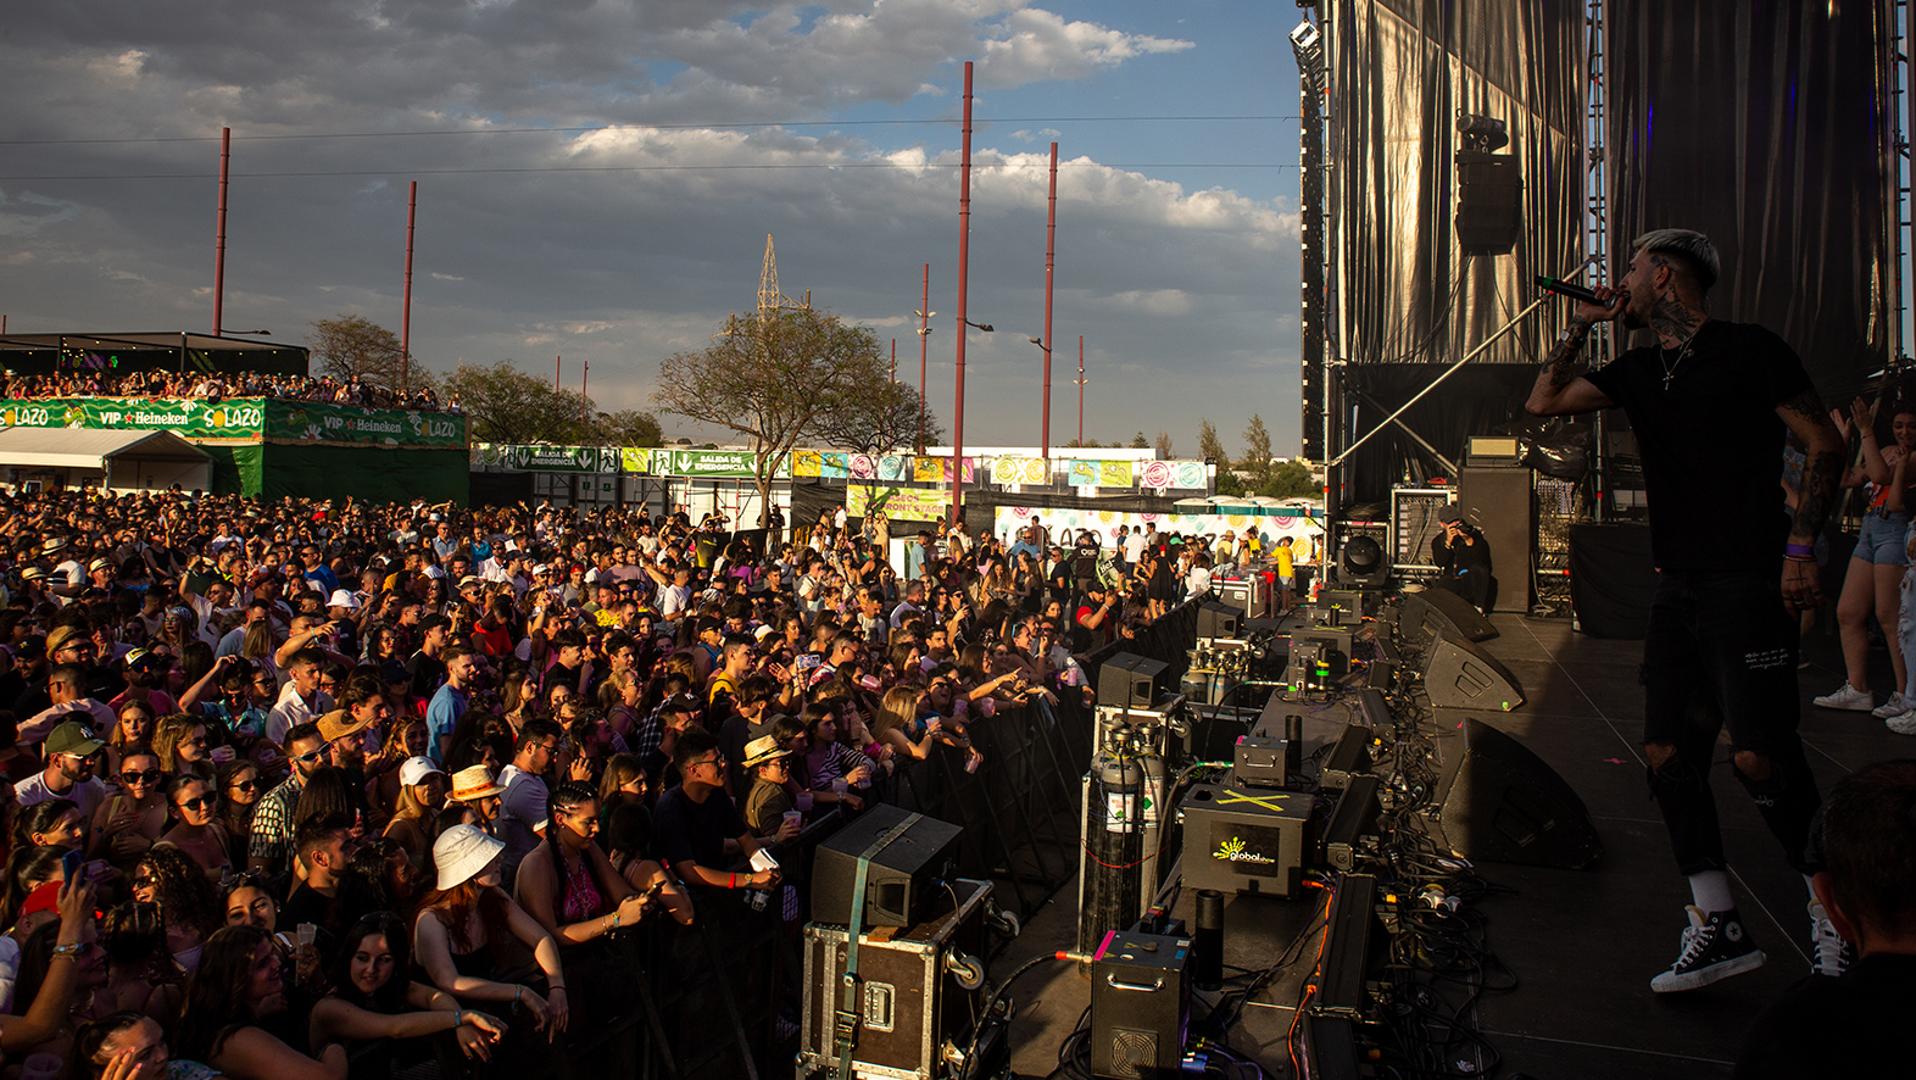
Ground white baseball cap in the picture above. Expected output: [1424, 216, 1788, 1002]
[399, 756, 444, 788]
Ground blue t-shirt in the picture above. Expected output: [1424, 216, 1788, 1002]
[425, 683, 467, 765]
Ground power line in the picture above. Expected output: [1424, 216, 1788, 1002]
[0, 161, 1297, 181]
[0, 114, 1300, 147]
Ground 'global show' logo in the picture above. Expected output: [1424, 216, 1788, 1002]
[1213, 836, 1274, 865]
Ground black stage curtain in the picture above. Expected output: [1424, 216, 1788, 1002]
[1328, 0, 1583, 368]
[1608, 1, 1893, 403]
[1341, 364, 1542, 503]
[1568, 523, 1656, 639]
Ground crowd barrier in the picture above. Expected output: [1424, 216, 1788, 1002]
[507, 602, 1208, 1077]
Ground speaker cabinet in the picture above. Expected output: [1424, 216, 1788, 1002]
[1454, 151, 1522, 255]
[1195, 600, 1241, 640]
[1424, 716, 1601, 870]
[1421, 632, 1524, 712]
[1099, 652, 1168, 708]
[1402, 588, 1499, 644]
[811, 805, 963, 928]
[1458, 466, 1534, 614]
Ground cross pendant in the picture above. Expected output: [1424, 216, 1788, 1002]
[1662, 371, 1674, 391]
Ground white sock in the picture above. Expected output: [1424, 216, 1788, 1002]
[1688, 870, 1735, 913]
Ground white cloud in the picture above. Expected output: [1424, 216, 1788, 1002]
[429, 272, 464, 282]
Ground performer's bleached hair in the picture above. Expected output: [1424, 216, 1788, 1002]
[1632, 229, 1720, 292]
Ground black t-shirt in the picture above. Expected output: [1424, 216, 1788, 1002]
[408, 650, 447, 701]
[1735, 953, 1916, 1078]
[1584, 320, 1811, 573]
[651, 785, 747, 872]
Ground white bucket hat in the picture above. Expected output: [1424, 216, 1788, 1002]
[432, 824, 505, 891]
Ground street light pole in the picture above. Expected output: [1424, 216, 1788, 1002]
[401, 179, 416, 391]
[949, 59, 974, 526]
[1076, 335, 1086, 447]
[917, 264, 930, 452]
[1041, 140, 1057, 461]
[890, 337, 896, 382]
[212, 126, 230, 336]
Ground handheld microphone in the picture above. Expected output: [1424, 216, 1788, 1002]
[1534, 275, 1605, 305]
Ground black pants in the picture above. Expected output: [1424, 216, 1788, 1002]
[1434, 570, 1490, 613]
[1640, 570, 1822, 876]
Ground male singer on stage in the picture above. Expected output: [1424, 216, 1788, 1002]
[1524, 229, 1848, 992]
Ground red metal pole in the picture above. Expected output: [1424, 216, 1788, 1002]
[555, 355, 561, 391]
[213, 126, 230, 335]
[1041, 140, 1057, 460]
[890, 338, 896, 382]
[949, 61, 973, 526]
[401, 180, 416, 391]
[582, 360, 589, 420]
[918, 263, 929, 452]
[1077, 335, 1085, 446]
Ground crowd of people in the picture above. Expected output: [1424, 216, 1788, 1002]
[1, 369, 449, 412]
[0, 487, 1255, 1078]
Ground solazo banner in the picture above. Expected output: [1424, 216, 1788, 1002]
[0, 397, 267, 440]
[0, 397, 468, 450]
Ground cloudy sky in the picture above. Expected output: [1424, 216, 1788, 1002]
[0, 0, 1304, 455]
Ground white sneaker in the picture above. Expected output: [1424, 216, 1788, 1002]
[1808, 900, 1855, 978]
[1871, 691, 1911, 718]
[1813, 683, 1876, 712]
[1888, 708, 1916, 736]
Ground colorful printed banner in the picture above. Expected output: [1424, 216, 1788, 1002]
[989, 456, 1051, 485]
[1067, 458, 1135, 488]
[994, 505, 1325, 553]
[476, 444, 620, 473]
[1137, 459, 1208, 491]
[264, 402, 467, 448]
[847, 484, 951, 522]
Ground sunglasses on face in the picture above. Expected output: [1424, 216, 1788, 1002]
[178, 793, 216, 813]
[293, 744, 331, 765]
[229, 778, 260, 794]
[121, 768, 162, 785]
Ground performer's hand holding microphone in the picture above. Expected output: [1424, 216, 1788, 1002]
[1537, 274, 1627, 325]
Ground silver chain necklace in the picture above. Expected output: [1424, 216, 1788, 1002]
[1659, 327, 1703, 390]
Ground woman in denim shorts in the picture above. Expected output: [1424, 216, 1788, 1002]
[1815, 400, 1916, 716]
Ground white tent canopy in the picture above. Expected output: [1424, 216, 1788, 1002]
[0, 428, 212, 493]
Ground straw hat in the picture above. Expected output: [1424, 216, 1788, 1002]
[742, 733, 790, 769]
[449, 765, 505, 802]
[316, 708, 374, 745]
[432, 824, 505, 891]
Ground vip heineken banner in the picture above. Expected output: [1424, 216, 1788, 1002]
[475, 444, 620, 473]
[0, 397, 468, 450]
[847, 484, 950, 522]
[264, 402, 467, 449]
[0, 397, 267, 440]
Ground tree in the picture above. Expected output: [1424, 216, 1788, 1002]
[1266, 460, 1318, 499]
[1153, 432, 1174, 459]
[592, 408, 664, 449]
[1197, 420, 1230, 467]
[812, 378, 943, 521]
[1242, 414, 1275, 488]
[445, 361, 595, 444]
[656, 306, 899, 528]
[309, 315, 433, 391]
[1130, 432, 1150, 449]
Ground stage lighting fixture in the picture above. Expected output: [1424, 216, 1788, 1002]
[1457, 114, 1509, 153]
[1289, 20, 1321, 50]
[1341, 534, 1389, 588]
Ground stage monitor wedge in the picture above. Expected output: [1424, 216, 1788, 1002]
[1099, 652, 1169, 709]
[811, 805, 963, 927]
[1424, 715, 1601, 870]
[1399, 590, 1498, 644]
[1421, 631, 1525, 712]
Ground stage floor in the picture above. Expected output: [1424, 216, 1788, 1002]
[1001, 609, 1903, 1079]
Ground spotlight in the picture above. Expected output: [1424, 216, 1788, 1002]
[1457, 114, 1509, 153]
